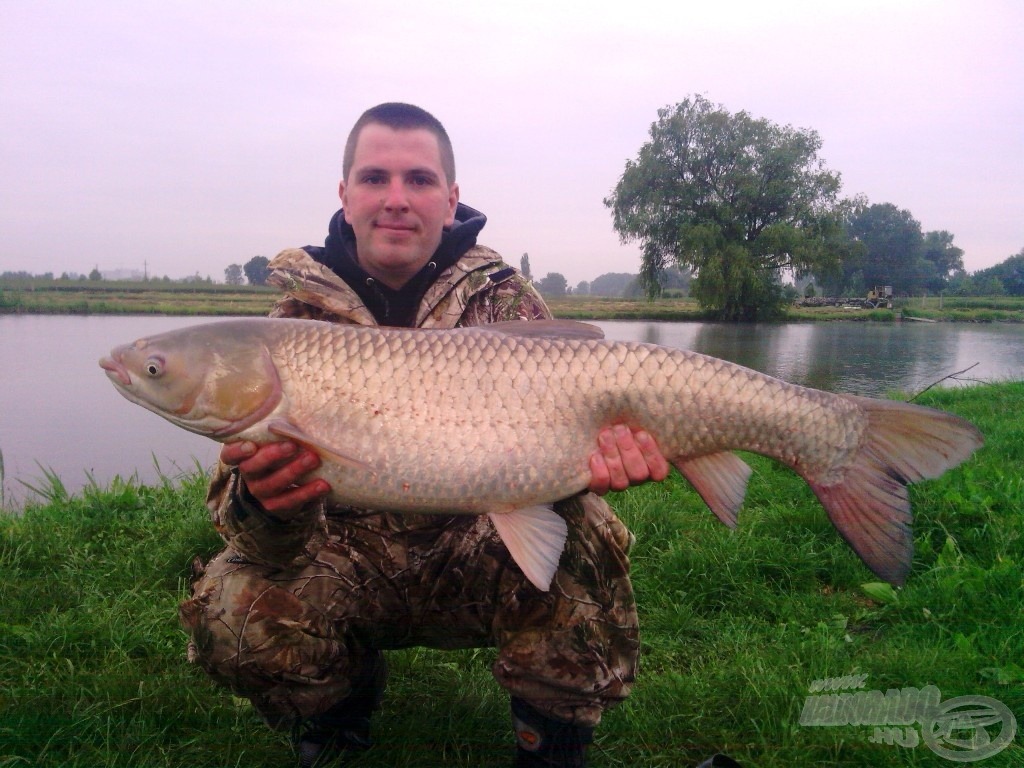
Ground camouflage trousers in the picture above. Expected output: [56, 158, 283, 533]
[179, 494, 639, 729]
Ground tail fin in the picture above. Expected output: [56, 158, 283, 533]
[808, 397, 983, 585]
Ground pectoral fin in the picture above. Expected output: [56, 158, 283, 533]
[673, 451, 752, 528]
[488, 506, 568, 591]
[267, 419, 374, 474]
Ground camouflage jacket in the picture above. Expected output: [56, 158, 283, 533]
[206, 245, 552, 567]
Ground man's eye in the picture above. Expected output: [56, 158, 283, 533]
[362, 174, 386, 184]
[410, 175, 434, 187]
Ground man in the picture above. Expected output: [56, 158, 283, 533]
[179, 103, 668, 768]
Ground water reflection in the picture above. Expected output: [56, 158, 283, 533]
[596, 320, 1023, 397]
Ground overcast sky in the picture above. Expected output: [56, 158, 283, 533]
[2, 0, 1021, 286]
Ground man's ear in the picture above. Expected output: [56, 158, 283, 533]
[339, 180, 351, 222]
[445, 182, 460, 227]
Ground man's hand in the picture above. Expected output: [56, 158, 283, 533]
[220, 441, 330, 516]
[588, 424, 670, 495]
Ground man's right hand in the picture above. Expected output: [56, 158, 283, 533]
[220, 441, 331, 516]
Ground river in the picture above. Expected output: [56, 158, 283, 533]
[1, 314, 1021, 508]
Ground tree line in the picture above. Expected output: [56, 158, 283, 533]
[602, 94, 1023, 319]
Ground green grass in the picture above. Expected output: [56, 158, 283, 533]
[546, 296, 712, 322]
[5, 278, 1022, 322]
[0, 279, 277, 316]
[2, 384, 1022, 767]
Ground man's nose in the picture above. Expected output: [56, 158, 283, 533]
[383, 179, 409, 210]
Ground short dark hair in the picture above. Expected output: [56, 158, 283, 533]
[342, 103, 456, 184]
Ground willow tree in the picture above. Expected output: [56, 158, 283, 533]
[605, 96, 847, 319]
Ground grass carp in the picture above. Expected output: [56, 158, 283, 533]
[100, 318, 983, 591]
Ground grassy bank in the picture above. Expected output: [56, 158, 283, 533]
[2, 384, 1022, 767]
[4, 279, 1022, 321]
[545, 296, 711, 322]
[0, 279, 277, 316]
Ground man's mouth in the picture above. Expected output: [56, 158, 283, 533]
[375, 220, 416, 232]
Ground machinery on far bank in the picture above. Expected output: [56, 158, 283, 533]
[864, 285, 893, 309]
[797, 285, 895, 309]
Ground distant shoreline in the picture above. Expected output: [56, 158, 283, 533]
[1, 281, 1022, 322]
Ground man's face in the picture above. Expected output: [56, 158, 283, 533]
[340, 124, 459, 290]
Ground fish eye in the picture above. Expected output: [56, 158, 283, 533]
[144, 357, 164, 377]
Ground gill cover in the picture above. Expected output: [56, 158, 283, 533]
[105, 326, 283, 438]
[194, 343, 283, 437]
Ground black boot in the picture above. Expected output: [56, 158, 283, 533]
[511, 697, 594, 768]
[294, 651, 388, 768]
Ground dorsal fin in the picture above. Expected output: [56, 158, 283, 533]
[481, 319, 605, 340]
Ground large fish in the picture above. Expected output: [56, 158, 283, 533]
[100, 318, 982, 591]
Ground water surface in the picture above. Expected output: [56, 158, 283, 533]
[1, 315, 1020, 507]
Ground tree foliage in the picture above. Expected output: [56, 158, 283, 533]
[243, 256, 271, 286]
[535, 272, 567, 297]
[832, 203, 967, 296]
[971, 247, 1024, 296]
[847, 203, 923, 292]
[605, 95, 844, 320]
[224, 264, 244, 286]
[921, 230, 965, 291]
[589, 272, 637, 297]
[520, 253, 532, 280]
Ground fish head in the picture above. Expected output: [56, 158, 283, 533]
[99, 324, 282, 439]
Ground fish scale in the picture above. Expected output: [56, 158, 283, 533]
[101, 317, 983, 591]
[266, 322, 884, 510]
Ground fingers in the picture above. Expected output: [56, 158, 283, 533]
[254, 476, 331, 515]
[220, 440, 257, 466]
[588, 425, 670, 495]
[602, 424, 645, 492]
[221, 440, 330, 515]
[633, 429, 671, 483]
[589, 450, 613, 496]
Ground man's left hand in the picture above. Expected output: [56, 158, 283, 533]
[589, 424, 670, 495]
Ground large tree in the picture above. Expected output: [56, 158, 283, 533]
[921, 230, 965, 293]
[520, 253, 532, 280]
[243, 255, 271, 286]
[224, 263, 244, 285]
[605, 95, 844, 320]
[535, 272, 568, 297]
[845, 203, 924, 294]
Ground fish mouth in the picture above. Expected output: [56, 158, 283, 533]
[99, 355, 131, 387]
